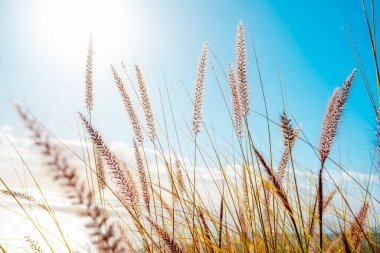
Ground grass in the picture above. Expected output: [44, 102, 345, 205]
[0, 5, 380, 252]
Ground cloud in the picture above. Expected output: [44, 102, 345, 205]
[1, 124, 379, 251]
[1, 123, 379, 199]
[0, 125, 186, 197]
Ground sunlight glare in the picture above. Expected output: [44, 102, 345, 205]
[37, 0, 133, 64]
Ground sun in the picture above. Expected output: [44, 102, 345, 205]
[35, 0, 134, 64]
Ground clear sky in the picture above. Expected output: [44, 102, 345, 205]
[0, 0, 379, 184]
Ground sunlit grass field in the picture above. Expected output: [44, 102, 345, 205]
[1, 2, 380, 253]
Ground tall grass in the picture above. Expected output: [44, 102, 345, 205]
[1, 20, 379, 253]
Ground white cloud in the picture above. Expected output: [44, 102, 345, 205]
[1, 125, 379, 249]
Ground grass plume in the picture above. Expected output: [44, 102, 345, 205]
[135, 64, 156, 141]
[236, 22, 249, 118]
[192, 43, 208, 135]
[317, 69, 356, 250]
[16, 105, 125, 252]
[85, 37, 94, 113]
[79, 113, 141, 216]
[112, 65, 144, 144]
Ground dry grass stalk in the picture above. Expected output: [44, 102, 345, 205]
[253, 147, 302, 245]
[133, 139, 150, 212]
[262, 182, 273, 239]
[117, 223, 138, 253]
[236, 22, 249, 118]
[95, 150, 106, 190]
[319, 70, 357, 162]
[276, 131, 299, 183]
[85, 37, 94, 112]
[228, 64, 243, 137]
[224, 229, 232, 252]
[16, 105, 125, 252]
[322, 188, 338, 210]
[135, 65, 156, 141]
[280, 112, 297, 149]
[309, 187, 338, 252]
[167, 164, 176, 200]
[192, 43, 208, 134]
[218, 197, 224, 249]
[147, 217, 188, 253]
[254, 148, 282, 198]
[175, 158, 184, 194]
[1, 189, 47, 211]
[241, 165, 249, 212]
[238, 206, 248, 239]
[350, 202, 369, 251]
[318, 69, 356, 249]
[25, 236, 44, 253]
[1, 189, 36, 202]
[319, 88, 340, 160]
[111, 65, 144, 144]
[277, 113, 300, 183]
[80, 113, 140, 216]
[197, 207, 212, 244]
[152, 187, 174, 221]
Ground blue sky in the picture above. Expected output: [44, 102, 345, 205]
[0, 0, 379, 179]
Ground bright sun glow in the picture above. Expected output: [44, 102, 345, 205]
[36, 0, 134, 64]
